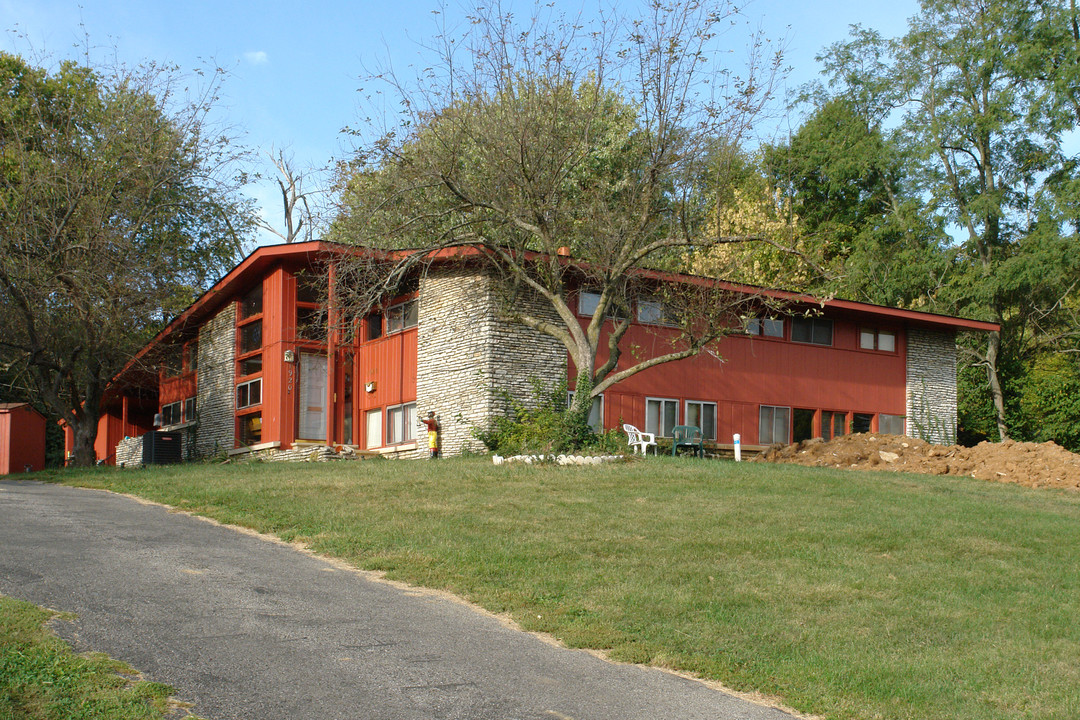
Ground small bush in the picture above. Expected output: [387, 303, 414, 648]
[474, 379, 602, 455]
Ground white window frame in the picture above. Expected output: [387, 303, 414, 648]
[759, 405, 790, 444]
[161, 401, 182, 426]
[566, 391, 604, 432]
[879, 413, 905, 435]
[646, 397, 679, 438]
[860, 328, 896, 352]
[236, 378, 262, 409]
[385, 402, 417, 445]
[684, 400, 717, 441]
[386, 299, 418, 334]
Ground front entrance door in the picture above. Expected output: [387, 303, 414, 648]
[298, 353, 327, 441]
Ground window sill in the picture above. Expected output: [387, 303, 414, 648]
[228, 441, 280, 456]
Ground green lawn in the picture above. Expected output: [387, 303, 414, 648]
[39, 456, 1080, 720]
[0, 596, 179, 720]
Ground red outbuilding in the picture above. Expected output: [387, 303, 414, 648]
[0, 403, 47, 474]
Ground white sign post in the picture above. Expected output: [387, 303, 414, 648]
[733, 433, 742, 462]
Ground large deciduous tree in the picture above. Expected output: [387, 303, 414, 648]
[330, 1, 783, 417]
[0, 53, 254, 466]
[814, 0, 1080, 443]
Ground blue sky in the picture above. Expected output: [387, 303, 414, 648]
[2, 0, 919, 246]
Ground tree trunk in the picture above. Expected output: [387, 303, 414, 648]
[985, 330, 1011, 442]
[69, 415, 99, 467]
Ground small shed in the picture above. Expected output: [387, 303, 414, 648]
[0, 403, 47, 474]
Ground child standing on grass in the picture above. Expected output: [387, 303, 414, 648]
[420, 411, 440, 459]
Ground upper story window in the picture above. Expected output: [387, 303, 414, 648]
[746, 317, 784, 338]
[860, 328, 896, 352]
[162, 344, 183, 377]
[365, 311, 383, 340]
[240, 284, 262, 319]
[239, 321, 263, 354]
[578, 290, 629, 320]
[637, 298, 677, 326]
[296, 272, 326, 342]
[386, 299, 418, 334]
[791, 317, 833, 346]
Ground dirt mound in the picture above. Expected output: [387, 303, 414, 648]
[753, 433, 1080, 491]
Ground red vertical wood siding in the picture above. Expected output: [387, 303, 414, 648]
[574, 314, 908, 444]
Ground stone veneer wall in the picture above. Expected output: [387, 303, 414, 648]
[906, 327, 958, 444]
[414, 266, 566, 457]
[195, 305, 236, 458]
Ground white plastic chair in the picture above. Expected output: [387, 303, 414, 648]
[623, 424, 658, 455]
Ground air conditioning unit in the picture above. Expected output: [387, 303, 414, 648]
[142, 431, 182, 465]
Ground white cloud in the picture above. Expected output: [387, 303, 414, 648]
[243, 50, 269, 66]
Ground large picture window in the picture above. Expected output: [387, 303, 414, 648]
[646, 397, 679, 438]
[759, 405, 790, 444]
[386, 402, 417, 444]
[685, 400, 717, 440]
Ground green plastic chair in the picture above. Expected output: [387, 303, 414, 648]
[671, 425, 704, 457]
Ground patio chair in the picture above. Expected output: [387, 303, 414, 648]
[623, 424, 658, 455]
[671, 425, 704, 458]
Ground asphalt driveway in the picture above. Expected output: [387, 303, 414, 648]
[0, 480, 797, 720]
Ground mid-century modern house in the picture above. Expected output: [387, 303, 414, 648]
[67, 241, 997, 464]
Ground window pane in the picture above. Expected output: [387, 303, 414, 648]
[774, 407, 790, 444]
[763, 318, 784, 337]
[646, 400, 660, 436]
[860, 329, 876, 350]
[240, 413, 262, 445]
[702, 404, 716, 440]
[791, 318, 811, 343]
[240, 321, 262, 354]
[241, 285, 262, 319]
[297, 306, 325, 341]
[249, 379, 261, 407]
[366, 312, 383, 340]
[833, 412, 846, 438]
[403, 300, 418, 329]
[579, 291, 601, 317]
[746, 318, 761, 335]
[240, 355, 262, 376]
[852, 413, 872, 433]
[184, 398, 196, 423]
[296, 273, 322, 304]
[759, 406, 773, 443]
[387, 306, 403, 333]
[366, 409, 382, 449]
[812, 320, 833, 345]
[403, 403, 416, 442]
[638, 300, 663, 324]
[878, 331, 895, 352]
[663, 400, 677, 437]
[880, 414, 905, 434]
[686, 403, 700, 428]
[588, 397, 603, 432]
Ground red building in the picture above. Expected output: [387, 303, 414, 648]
[1, 403, 47, 474]
[69, 241, 997, 464]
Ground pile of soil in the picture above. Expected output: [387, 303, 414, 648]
[753, 433, 1080, 491]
